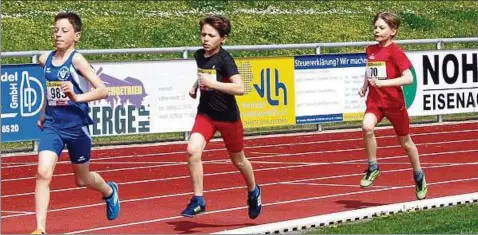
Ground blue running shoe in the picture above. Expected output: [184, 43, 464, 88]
[181, 197, 206, 217]
[104, 182, 120, 220]
[248, 185, 262, 219]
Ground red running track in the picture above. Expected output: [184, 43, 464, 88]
[2, 122, 478, 234]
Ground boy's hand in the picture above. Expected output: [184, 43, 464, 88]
[358, 86, 367, 97]
[189, 86, 198, 99]
[368, 78, 387, 88]
[37, 115, 45, 130]
[198, 73, 215, 89]
[61, 81, 77, 101]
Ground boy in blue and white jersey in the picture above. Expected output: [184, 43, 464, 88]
[31, 12, 120, 234]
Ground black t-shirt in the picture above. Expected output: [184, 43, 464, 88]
[195, 48, 241, 121]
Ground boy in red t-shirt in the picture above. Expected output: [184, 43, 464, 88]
[358, 11, 427, 200]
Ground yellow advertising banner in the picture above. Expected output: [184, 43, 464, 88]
[343, 112, 364, 121]
[235, 57, 295, 128]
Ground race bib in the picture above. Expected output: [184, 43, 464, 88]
[46, 81, 70, 106]
[198, 68, 216, 90]
[366, 61, 387, 80]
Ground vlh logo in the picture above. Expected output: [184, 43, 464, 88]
[253, 68, 288, 106]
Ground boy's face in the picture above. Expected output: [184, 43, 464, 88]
[53, 18, 80, 50]
[373, 18, 396, 43]
[200, 23, 225, 53]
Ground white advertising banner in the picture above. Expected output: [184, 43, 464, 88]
[406, 49, 478, 116]
[294, 53, 367, 123]
[88, 60, 199, 137]
[82, 49, 478, 137]
[293, 49, 478, 123]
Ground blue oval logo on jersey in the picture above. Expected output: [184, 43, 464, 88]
[57, 66, 70, 81]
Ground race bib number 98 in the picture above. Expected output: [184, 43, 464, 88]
[47, 81, 70, 106]
[366, 61, 387, 80]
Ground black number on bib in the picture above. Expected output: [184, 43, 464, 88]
[56, 87, 62, 99]
[50, 87, 67, 99]
[370, 68, 378, 77]
[50, 87, 56, 99]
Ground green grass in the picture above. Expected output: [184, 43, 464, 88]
[2, 0, 478, 152]
[306, 203, 478, 234]
[2, 0, 478, 63]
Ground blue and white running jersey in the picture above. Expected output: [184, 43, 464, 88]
[44, 50, 94, 129]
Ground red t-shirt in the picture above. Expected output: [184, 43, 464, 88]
[365, 43, 412, 108]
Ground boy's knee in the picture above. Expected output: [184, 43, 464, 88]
[232, 158, 245, 168]
[230, 153, 248, 169]
[187, 150, 202, 166]
[74, 172, 92, 187]
[399, 137, 414, 150]
[36, 167, 54, 182]
[75, 178, 87, 187]
[362, 124, 375, 136]
[186, 144, 202, 158]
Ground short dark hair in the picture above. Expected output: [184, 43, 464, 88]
[199, 15, 231, 37]
[54, 12, 82, 32]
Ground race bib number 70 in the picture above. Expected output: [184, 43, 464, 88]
[47, 81, 70, 106]
[366, 61, 387, 80]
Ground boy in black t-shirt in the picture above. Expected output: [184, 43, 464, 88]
[181, 15, 262, 220]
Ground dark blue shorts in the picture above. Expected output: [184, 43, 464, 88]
[38, 125, 92, 164]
